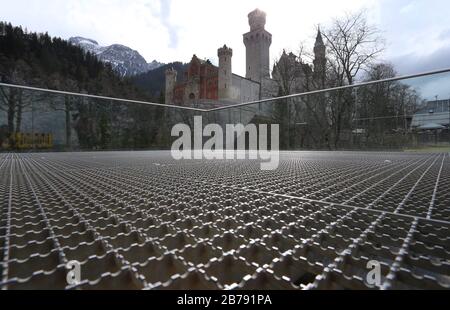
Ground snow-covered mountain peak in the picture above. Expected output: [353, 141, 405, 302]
[69, 37, 99, 46]
[69, 37, 164, 77]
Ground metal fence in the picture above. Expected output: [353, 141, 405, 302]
[1, 69, 450, 290]
[1, 68, 450, 152]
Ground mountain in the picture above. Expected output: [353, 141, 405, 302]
[0, 22, 169, 150]
[69, 36, 164, 77]
[132, 62, 188, 98]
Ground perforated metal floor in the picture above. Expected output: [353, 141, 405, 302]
[0, 151, 449, 290]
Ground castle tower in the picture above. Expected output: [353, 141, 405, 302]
[313, 28, 326, 87]
[243, 9, 272, 83]
[0, 22, 5, 36]
[218, 45, 233, 100]
[165, 67, 177, 105]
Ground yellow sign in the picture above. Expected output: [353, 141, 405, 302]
[14, 132, 53, 149]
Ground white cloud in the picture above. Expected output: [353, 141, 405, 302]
[166, 0, 377, 76]
[376, 0, 450, 63]
[0, 0, 377, 75]
[0, 0, 449, 78]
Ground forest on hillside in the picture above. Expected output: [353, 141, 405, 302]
[0, 14, 433, 152]
[132, 62, 187, 99]
[0, 22, 171, 150]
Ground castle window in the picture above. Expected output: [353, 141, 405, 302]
[189, 93, 195, 100]
[225, 84, 227, 89]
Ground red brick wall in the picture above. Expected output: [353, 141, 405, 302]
[172, 57, 219, 103]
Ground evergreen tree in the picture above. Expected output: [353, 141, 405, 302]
[0, 22, 169, 150]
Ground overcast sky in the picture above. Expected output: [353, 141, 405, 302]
[1, 0, 450, 99]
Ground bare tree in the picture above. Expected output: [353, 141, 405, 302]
[268, 10, 385, 149]
[0, 60, 33, 147]
[271, 49, 307, 149]
[356, 63, 424, 148]
[321, 10, 384, 147]
[271, 43, 333, 149]
[47, 74, 79, 148]
[323, 10, 384, 86]
[357, 63, 396, 145]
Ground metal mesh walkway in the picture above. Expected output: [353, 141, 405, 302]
[0, 151, 449, 289]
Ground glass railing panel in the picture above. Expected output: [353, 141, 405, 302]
[1, 69, 449, 153]
[214, 69, 450, 151]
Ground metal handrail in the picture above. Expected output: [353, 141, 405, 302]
[0, 83, 206, 112]
[1, 67, 450, 112]
[209, 67, 450, 111]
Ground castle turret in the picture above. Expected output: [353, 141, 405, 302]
[165, 67, 177, 105]
[218, 45, 233, 100]
[243, 9, 272, 83]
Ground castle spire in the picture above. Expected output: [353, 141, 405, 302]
[314, 26, 325, 58]
[315, 26, 324, 47]
[313, 26, 326, 88]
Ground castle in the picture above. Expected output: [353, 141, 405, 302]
[165, 9, 326, 108]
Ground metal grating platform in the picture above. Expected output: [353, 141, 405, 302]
[0, 151, 449, 290]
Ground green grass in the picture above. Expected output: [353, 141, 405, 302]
[403, 145, 450, 153]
